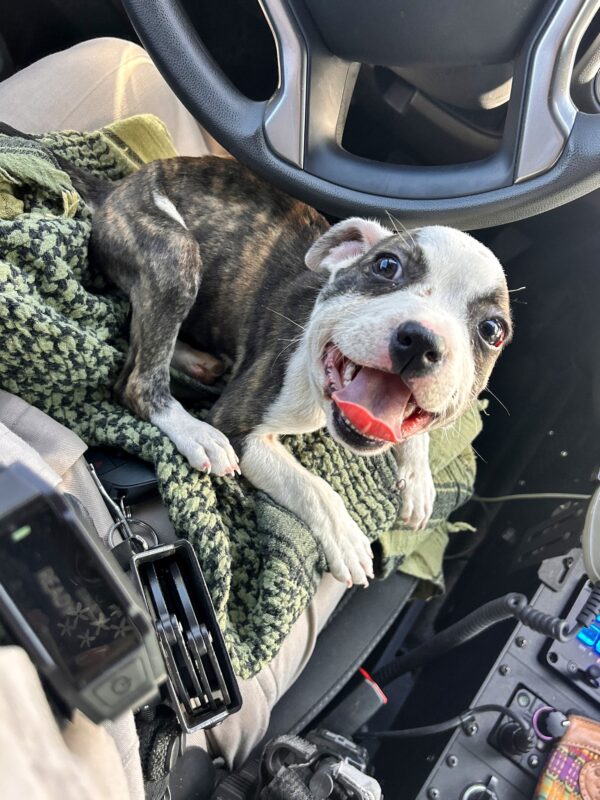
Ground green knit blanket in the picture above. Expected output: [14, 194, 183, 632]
[0, 115, 480, 677]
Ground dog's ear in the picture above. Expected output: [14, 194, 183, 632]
[305, 217, 390, 272]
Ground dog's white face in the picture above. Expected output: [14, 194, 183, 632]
[304, 219, 512, 454]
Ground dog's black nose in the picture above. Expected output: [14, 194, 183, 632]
[390, 322, 446, 377]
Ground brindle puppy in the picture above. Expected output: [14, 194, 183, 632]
[7, 130, 512, 587]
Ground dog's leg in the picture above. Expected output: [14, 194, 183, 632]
[117, 326, 231, 468]
[394, 432, 435, 530]
[111, 230, 238, 476]
[171, 340, 225, 385]
[241, 433, 374, 586]
[151, 399, 239, 475]
[121, 298, 239, 476]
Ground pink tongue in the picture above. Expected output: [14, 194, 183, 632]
[332, 366, 412, 443]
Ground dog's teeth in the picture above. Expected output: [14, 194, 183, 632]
[342, 361, 356, 386]
[340, 410, 380, 443]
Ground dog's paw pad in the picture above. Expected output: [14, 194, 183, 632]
[171, 342, 225, 385]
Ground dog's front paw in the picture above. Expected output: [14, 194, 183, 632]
[398, 465, 436, 530]
[179, 420, 240, 477]
[395, 432, 435, 530]
[241, 434, 373, 587]
[321, 531, 374, 587]
[151, 402, 240, 477]
[316, 492, 374, 587]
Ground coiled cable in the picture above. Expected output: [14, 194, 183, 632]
[373, 587, 598, 687]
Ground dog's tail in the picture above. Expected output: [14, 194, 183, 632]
[0, 121, 114, 210]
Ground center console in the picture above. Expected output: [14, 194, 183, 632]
[416, 549, 600, 799]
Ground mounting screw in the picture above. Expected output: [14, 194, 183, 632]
[446, 755, 458, 768]
[499, 664, 511, 676]
[466, 722, 479, 737]
[528, 754, 540, 769]
[427, 789, 440, 800]
[137, 704, 155, 723]
[516, 637, 527, 649]
[567, 660, 579, 675]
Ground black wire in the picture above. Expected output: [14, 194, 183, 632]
[373, 593, 527, 686]
[372, 591, 586, 687]
[357, 703, 530, 740]
[443, 540, 481, 562]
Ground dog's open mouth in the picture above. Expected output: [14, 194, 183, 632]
[323, 344, 433, 448]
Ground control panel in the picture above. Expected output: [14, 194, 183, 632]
[416, 552, 600, 800]
[488, 685, 565, 779]
[546, 579, 600, 704]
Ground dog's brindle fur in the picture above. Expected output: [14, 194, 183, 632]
[93, 157, 329, 447]
[31, 144, 510, 587]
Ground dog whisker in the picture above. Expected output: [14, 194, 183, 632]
[266, 307, 306, 330]
[382, 210, 412, 249]
[508, 286, 526, 293]
[471, 445, 487, 464]
[454, 415, 463, 438]
[272, 335, 304, 367]
[384, 210, 399, 236]
[484, 387, 510, 416]
[385, 210, 417, 249]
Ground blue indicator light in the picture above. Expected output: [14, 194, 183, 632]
[578, 626, 600, 647]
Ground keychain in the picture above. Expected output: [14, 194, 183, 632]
[88, 464, 159, 567]
[88, 462, 242, 732]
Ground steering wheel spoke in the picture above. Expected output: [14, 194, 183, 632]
[515, 0, 600, 181]
[260, 0, 360, 171]
[260, 0, 308, 167]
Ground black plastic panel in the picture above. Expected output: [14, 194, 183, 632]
[301, 0, 549, 66]
[414, 554, 600, 799]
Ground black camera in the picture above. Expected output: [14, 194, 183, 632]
[0, 463, 241, 729]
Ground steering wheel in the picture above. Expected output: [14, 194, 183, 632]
[121, 0, 600, 228]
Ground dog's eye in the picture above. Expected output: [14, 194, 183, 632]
[479, 318, 505, 348]
[372, 254, 403, 281]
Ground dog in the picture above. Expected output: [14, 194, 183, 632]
[6, 128, 512, 586]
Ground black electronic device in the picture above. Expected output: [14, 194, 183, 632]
[0, 463, 166, 723]
[413, 552, 600, 799]
[131, 541, 242, 733]
[546, 578, 600, 705]
[488, 685, 567, 777]
[86, 447, 159, 504]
